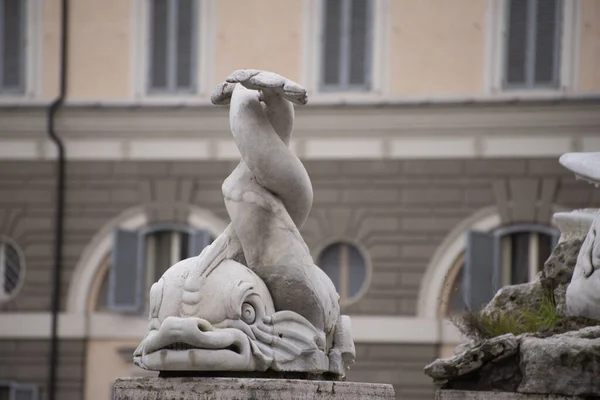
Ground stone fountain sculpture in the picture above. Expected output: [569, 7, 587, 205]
[559, 152, 600, 320]
[423, 153, 600, 399]
[132, 70, 356, 377]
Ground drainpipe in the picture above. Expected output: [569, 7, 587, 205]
[47, 0, 68, 399]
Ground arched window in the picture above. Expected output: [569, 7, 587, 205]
[318, 241, 370, 306]
[0, 237, 25, 303]
[444, 224, 560, 314]
[105, 223, 214, 314]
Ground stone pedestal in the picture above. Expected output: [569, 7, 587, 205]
[113, 377, 395, 400]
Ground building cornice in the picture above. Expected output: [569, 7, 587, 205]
[0, 101, 598, 159]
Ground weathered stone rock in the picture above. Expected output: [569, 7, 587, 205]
[481, 281, 546, 320]
[479, 238, 583, 322]
[543, 240, 583, 287]
[444, 352, 522, 393]
[424, 334, 518, 382]
[453, 340, 476, 356]
[112, 377, 396, 400]
[518, 334, 600, 397]
[553, 285, 567, 316]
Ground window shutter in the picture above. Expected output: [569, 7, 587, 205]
[505, 0, 529, 86]
[463, 231, 497, 312]
[348, 0, 369, 86]
[323, 0, 342, 86]
[188, 229, 212, 257]
[175, 0, 194, 90]
[108, 229, 143, 313]
[534, 0, 560, 85]
[149, 0, 169, 90]
[1, 0, 25, 92]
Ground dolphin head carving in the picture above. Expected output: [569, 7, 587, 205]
[134, 252, 329, 372]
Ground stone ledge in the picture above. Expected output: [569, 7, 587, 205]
[436, 390, 588, 400]
[112, 376, 395, 400]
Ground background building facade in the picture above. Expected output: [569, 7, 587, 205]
[0, 1, 599, 400]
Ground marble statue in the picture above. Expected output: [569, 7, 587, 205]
[559, 152, 600, 319]
[133, 70, 356, 377]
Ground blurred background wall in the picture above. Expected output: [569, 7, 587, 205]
[0, 1, 599, 400]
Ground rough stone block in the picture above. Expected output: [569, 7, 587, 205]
[112, 377, 395, 400]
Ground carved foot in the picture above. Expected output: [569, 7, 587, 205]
[211, 69, 307, 106]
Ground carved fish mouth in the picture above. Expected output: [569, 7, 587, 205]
[158, 341, 243, 354]
[134, 316, 258, 371]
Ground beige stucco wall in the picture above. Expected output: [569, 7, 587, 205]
[213, 0, 303, 84]
[42, 0, 60, 100]
[389, 0, 486, 95]
[85, 339, 155, 400]
[66, 0, 131, 100]
[578, 0, 600, 92]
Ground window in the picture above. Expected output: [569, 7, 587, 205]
[148, 0, 197, 94]
[0, 238, 25, 303]
[461, 224, 559, 312]
[0, 382, 38, 400]
[439, 254, 466, 317]
[504, 0, 562, 89]
[107, 224, 212, 314]
[321, 0, 372, 91]
[0, 0, 26, 94]
[318, 242, 369, 306]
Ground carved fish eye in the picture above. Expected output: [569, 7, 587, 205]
[241, 302, 256, 324]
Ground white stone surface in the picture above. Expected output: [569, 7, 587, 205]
[559, 153, 600, 320]
[112, 377, 395, 400]
[553, 209, 598, 243]
[134, 70, 355, 377]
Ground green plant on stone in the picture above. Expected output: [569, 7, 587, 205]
[452, 289, 563, 340]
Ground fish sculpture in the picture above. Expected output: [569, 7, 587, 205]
[560, 152, 600, 319]
[134, 70, 355, 377]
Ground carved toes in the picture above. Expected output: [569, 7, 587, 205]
[210, 81, 236, 105]
[224, 69, 307, 105]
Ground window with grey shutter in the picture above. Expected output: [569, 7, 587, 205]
[107, 226, 214, 314]
[148, 0, 197, 94]
[321, 0, 372, 91]
[504, 0, 562, 89]
[108, 229, 144, 313]
[463, 231, 498, 312]
[0, 0, 26, 94]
